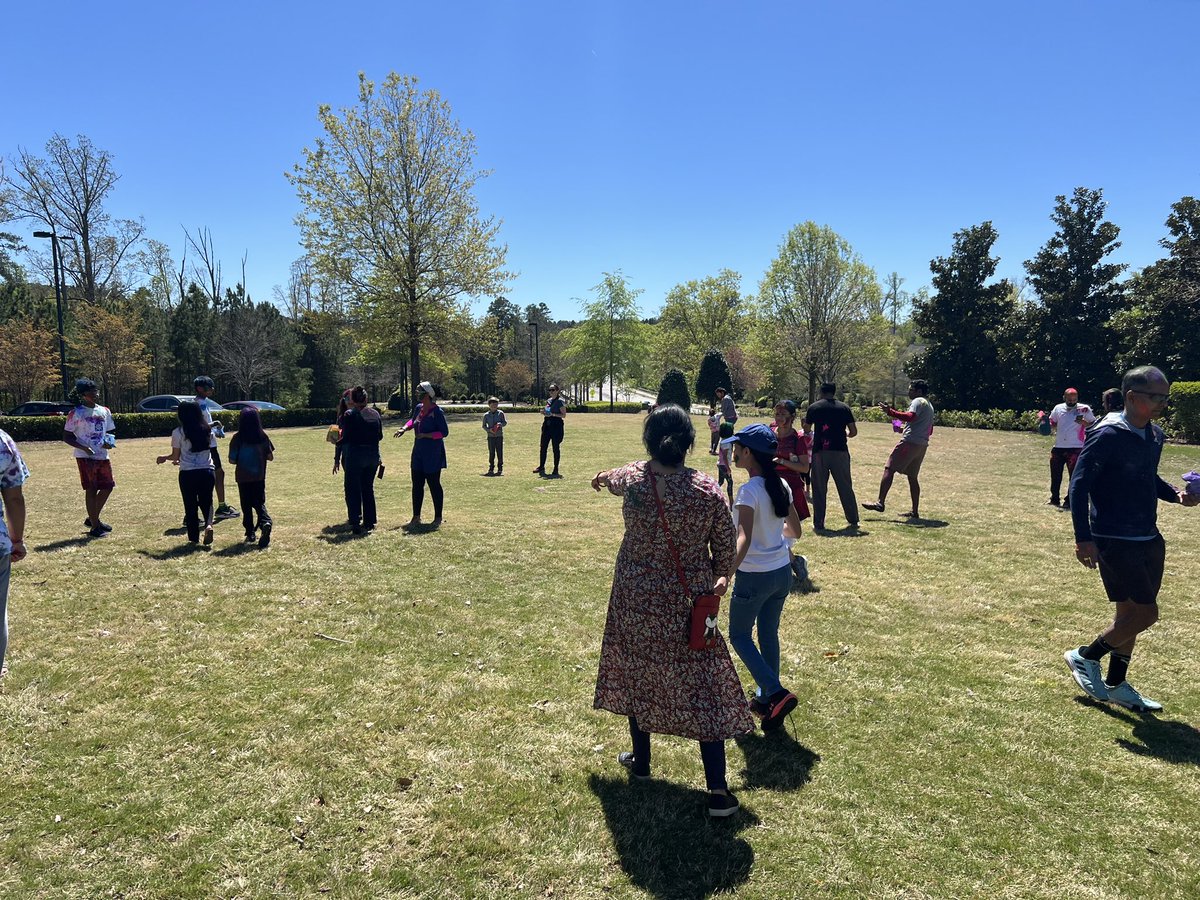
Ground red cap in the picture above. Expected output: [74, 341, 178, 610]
[1064, 387, 1078, 395]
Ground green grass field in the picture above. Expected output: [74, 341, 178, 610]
[3, 414, 1200, 899]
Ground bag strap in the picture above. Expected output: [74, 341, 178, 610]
[647, 465, 690, 597]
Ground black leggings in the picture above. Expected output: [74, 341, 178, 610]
[539, 419, 564, 472]
[412, 467, 444, 520]
[179, 468, 215, 542]
[628, 716, 727, 791]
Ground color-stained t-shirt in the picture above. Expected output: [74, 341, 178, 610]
[804, 398, 855, 453]
[0, 428, 30, 556]
[1050, 402, 1096, 449]
[64, 404, 116, 459]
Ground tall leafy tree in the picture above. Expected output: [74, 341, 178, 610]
[71, 304, 152, 407]
[1022, 187, 1126, 401]
[211, 289, 300, 399]
[2, 133, 145, 303]
[656, 269, 747, 379]
[288, 72, 511, 390]
[908, 222, 1013, 409]
[0, 317, 60, 406]
[567, 271, 645, 410]
[169, 283, 215, 387]
[759, 222, 881, 403]
[1111, 196, 1200, 381]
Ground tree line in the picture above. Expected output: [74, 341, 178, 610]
[3, 73, 1197, 414]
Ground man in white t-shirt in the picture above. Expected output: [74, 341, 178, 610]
[61, 378, 117, 538]
[862, 380, 935, 519]
[1047, 387, 1095, 510]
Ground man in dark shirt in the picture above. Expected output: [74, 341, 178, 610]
[803, 383, 859, 532]
[1063, 366, 1198, 712]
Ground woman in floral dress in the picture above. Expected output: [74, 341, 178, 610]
[592, 404, 753, 817]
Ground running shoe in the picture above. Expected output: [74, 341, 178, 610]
[1063, 648, 1109, 701]
[762, 689, 797, 731]
[1106, 681, 1162, 713]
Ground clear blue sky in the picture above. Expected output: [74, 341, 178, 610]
[4, 0, 1198, 320]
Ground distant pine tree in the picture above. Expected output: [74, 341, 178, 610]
[656, 368, 691, 410]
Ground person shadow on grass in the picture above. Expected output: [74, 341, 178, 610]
[734, 730, 820, 791]
[589, 774, 757, 899]
[136, 544, 207, 560]
[1083, 699, 1200, 765]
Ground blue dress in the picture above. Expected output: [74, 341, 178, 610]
[409, 404, 449, 474]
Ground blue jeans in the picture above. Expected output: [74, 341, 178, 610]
[1, 552, 11, 673]
[727, 563, 792, 699]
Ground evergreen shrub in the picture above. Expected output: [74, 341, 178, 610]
[1172, 382, 1200, 440]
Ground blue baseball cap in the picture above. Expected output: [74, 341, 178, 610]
[719, 422, 777, 454]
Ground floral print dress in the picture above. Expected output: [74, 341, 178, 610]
[593, 461, 754, 741]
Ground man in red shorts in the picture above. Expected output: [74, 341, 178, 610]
[862, 379, 934, 519]
[62, 379, 117, 538]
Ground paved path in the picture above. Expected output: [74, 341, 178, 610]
[584, 379, 709, 415]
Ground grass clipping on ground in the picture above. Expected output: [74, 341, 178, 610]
[2, 414, 1199, 898]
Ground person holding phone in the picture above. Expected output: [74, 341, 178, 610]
[1046, 387, 1096, 510]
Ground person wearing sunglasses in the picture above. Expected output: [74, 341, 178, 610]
[1063, 366, 1198, 713]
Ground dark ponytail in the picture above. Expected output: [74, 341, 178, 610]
[643, 403, 694, 467]
[748, 447, 791, 518]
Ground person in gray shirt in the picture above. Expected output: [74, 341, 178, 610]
[862, 380, 934, 519]
[715, 386, 738, 425]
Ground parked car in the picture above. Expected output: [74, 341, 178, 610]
[6, 400, 75, 416]
[135, 394, 225, 414]
[221, 400, 285, 411]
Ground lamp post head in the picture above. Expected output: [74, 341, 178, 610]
[33, 230, 53, 239]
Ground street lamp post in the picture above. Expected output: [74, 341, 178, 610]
[32, 229, 70, 400]
[527, 320, 541, 401]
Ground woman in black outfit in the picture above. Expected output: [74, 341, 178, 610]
[533, 383, 567, 478]
[333, 386, 383, 534]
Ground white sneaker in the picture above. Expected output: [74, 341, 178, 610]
[1106, 680, 1162, 713]
[1064, 648, 1109, 701]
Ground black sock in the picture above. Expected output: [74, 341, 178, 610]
[1081, 637, 1116, 661]
[1106, 653, 1131, 686]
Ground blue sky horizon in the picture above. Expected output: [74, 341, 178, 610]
[4, 0, 1198, 321]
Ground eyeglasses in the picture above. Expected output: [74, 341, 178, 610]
[1130, 390, 1170, 404]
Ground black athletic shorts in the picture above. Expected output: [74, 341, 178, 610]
[210, 445, 223, 470]
[1095, 534, 1165, 606]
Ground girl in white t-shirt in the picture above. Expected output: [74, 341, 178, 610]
[720, 423, 803, 732]
[156, 400, 217, 546]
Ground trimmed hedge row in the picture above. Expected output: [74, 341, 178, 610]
[855, 405, 1043, 432]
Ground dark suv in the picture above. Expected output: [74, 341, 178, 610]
[6, 401, 75, 416]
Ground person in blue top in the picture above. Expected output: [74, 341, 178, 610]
[1063, 366, 1198, 713]
[533, 383, 567, 478]
[395, 380, 449, 530]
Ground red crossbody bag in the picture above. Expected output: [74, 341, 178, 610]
[647, 466, 721, 651]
